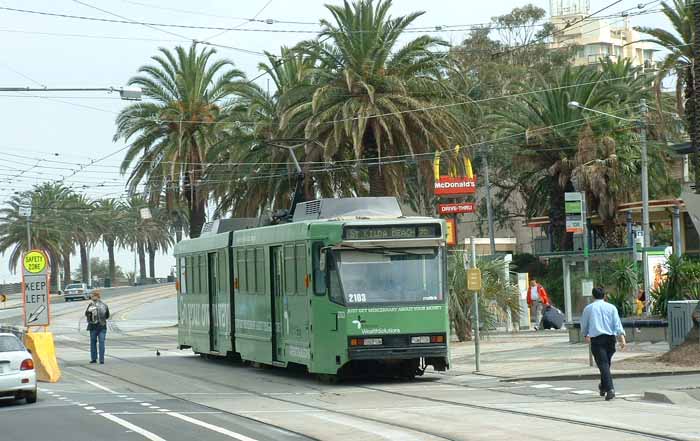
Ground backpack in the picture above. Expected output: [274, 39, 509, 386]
[87, 301, 108, 326]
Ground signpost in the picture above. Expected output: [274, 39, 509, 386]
[469, 237, 481, 372]
[22, 249, 50, 327]
[565, 192, 584, 234]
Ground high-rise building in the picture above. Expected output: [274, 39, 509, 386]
[549, 0, 657, 68]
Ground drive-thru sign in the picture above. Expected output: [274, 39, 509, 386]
[22, 249, 50, 327]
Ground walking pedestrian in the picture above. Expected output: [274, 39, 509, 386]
[85, 291, 110, 365]
[580, 287, 626, 401]
[527, 278, 550, 330]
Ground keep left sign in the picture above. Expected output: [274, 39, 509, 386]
[22, 249, 50, 327]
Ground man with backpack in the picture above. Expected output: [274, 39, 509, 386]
[85, 291, 110, 364]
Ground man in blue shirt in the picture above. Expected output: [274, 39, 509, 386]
[580, 287, 626, 401]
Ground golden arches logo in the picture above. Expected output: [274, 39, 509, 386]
[433, 145, 474, 181]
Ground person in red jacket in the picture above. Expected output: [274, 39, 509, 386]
[527, 278, 550, 330]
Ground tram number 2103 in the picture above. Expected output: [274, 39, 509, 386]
[347, 293, 367, 303]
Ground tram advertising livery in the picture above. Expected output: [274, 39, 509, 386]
[174, 197, 449, 379]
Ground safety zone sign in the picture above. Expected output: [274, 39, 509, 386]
[22, 249, 50, 327]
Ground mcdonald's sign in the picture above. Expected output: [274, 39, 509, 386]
[433, 146, 477, 196]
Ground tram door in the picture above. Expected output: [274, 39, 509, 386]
[270, 246, 284, 361]
[207, 252, 219, 352]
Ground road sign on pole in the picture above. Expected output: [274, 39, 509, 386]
[565, 192, 584, 234]
[22, 249, 50, 327]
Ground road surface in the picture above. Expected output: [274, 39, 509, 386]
[1, 284, 699, 441]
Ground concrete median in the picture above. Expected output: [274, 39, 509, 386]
[24, 331, 61, 383]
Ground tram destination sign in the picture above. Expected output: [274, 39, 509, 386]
[343, 224, 441, 241]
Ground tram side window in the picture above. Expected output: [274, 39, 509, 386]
[197, 255, 203, 293]
[179, 257, 187, 294]
[246, 248, 256, 293]
[284, 245, 296, 295]
[218, 250, 226, 292]
[311, 242, 326, 295]
[255, 247, 264, 293]
[236, 249, 246, 292]
[186, 256, 194, 295]
[328, 254, 344, 304]
[296, 243, 307, 294]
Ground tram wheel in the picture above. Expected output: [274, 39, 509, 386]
[317, 374, 339, 384]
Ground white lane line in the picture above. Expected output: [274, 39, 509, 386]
[84, 380, 118, 395]
[84, 406, 96, 410]
[168, 412, 259, 441]
[118, 395, 128, 398]
[571, 390, 596, 395]
[149, 406, 160, 409]
[102, 413, 167, 441]
[618, 394, 642, 398]
[551, 387, 574, 391]
[92, 410, 104, 414]
[59, 397, 69, 400]
[126, 397, 136, 400]
[158, 409, 171, 412]
[140, 403, 152, 406]
[530, 384, 553, 389]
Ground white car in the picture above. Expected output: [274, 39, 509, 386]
[0, 333, 37, 404]
[64, 283, 92, 302]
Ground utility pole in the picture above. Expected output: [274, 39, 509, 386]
[470, 237, 481, 372]
[693, 0, 700, 194]
[481, 145, 496, 255]
[640, 99, 651, 314]
[19, 202, 32, 250]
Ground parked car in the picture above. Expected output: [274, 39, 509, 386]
[64, 283, 92, 302]
[0, 333, 37, 404]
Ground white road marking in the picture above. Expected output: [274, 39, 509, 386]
[141, 403, 152, 406]
[118, 395, 128, 398]
[92, 410, 104, 414]
[59, 397, 68, 400]
[551, 387, 574, 391]
[618, 394, 642, 398]
[168, 412, 259, 441]
[530, 384, 553, 389]
[571, 390, 596, 395]
[126, 397, 136, 400]
[149, 406, 160, 409]
[158, 409, 171, 412]
[311, 412, 425, 441]
[102, 413, 167, 441]
[84, 380, 118, 395]
[84, 406, 96, 410]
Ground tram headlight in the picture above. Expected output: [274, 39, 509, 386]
[411, 336, 431, 344]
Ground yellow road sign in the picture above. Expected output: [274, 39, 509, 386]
[0, 294, 6, 302]
[467, 268, 482, 291]
[23, 250, 47, 274]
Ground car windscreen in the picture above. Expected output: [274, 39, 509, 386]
[66, 284, 83, 289]
[0, 335, 24, 352]
[332, 248, 443, 304]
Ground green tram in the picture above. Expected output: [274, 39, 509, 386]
[174, 197, 449, 378]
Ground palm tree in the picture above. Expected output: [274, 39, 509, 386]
[494, 66, 612, 250]
[115, 43, 246, 238]
[0, 183, 72, 283]
[94, 198, 127, 284]
[285, 0, 460, 197]
[635, 0, 699, 191]
[120, 197, 172, 282]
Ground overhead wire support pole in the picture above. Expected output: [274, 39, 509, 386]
[639, 99, 651, 315]
[481, 145, 496, 255]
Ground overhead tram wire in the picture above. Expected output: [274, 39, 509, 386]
[201, 0, 274, 42]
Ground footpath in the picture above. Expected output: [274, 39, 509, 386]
[448, 330, 700, 405]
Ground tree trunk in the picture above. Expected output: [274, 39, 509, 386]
[62, 249, 72, 288]
[148, 242, 156, 279]
[548, 179, 572, 251]
[363, 130, 387, 196]
[189, 195, 206, 239]
[693, 3, 700, 193]
[79, 241, 89, 283]
[106, 238, 116, 284]
[49, 252, 59, 292]
[175, 228, 183, 243]
[138, 242, 147, 281]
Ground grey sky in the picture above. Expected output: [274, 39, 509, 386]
[0, 0, 668, 282]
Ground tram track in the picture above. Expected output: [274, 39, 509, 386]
[355, 384, 691, 441]
[57, 339, 459, 441]
[58, 337, 691, 441]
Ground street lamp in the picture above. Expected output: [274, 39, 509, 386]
[568, 99, 651, 312]
[0, 86, 143, 101]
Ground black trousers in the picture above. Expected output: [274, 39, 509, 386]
[591, 334, 617, 392]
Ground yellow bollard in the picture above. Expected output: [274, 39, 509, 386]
[24, 331, 61, 383]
